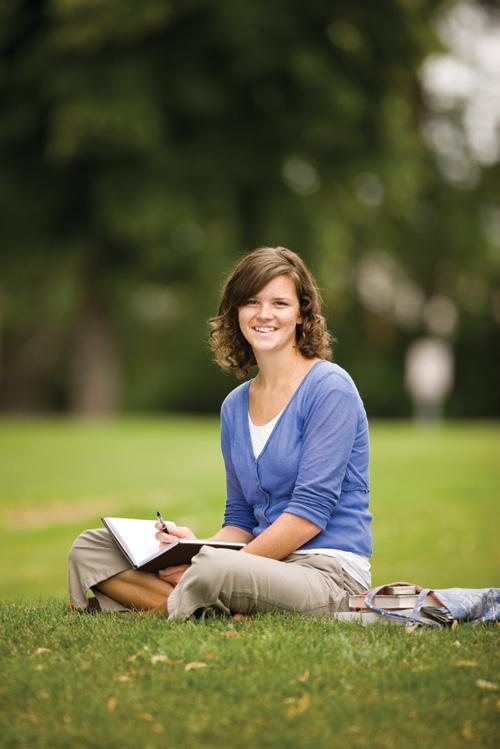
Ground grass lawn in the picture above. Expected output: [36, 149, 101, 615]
[0, 418, 498, 748]
[0, 418, 498, 597]
[1, 603, 498, 749]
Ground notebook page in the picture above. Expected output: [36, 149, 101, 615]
[105, 517, 171, 565]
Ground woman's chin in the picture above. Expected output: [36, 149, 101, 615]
[251, 340, 291, 356]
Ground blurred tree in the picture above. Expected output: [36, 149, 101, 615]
[0, 0, 498, 415]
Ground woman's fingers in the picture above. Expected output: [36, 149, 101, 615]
[160, 564, 188, 575]
[155, 530, 179, 544]
[157, 564, 189, 585]
[154, 521, 197, 542]
[173, 526, 197, 539]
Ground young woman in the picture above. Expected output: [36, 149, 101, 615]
[68, 247, 371, 618]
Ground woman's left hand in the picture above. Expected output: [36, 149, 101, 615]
[157, 564, 190, 586]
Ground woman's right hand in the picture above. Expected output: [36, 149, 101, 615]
[154, 521, 197, 545]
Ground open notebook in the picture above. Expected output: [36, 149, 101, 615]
[102, 517, 245, 573]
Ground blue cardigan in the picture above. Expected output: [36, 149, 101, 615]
[221, 360, 372, 557]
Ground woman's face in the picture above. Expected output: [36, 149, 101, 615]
[238, 275, 302, 357]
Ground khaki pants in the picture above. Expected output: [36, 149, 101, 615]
[167, 545, 365, 620]
[68, 528, 365, 620]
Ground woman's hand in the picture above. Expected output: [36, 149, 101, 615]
[154, 522, 195, 586]
[154, 521, 197, 545]
[157, 564, 190, 586]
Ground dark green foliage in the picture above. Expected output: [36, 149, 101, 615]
[1, 1, 498, 414]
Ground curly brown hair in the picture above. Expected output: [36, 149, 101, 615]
[208, 246, 333, 378]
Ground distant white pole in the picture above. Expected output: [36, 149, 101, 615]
[405, 338, 454, 422]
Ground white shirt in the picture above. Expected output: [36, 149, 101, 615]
[248, 411, 371, 588]
[248, 409, 284, 459]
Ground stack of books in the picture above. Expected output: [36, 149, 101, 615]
[336, 584, 451, 624]
[349, 583, 423, 611]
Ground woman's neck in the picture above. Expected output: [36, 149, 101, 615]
[253, 350, 318, 391]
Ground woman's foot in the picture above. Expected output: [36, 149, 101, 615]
[87, 596, 101, 611]
[66, 597, 101, 612]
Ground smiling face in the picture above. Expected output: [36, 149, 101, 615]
[237, 275, 302, 357]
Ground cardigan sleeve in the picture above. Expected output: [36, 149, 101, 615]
[220, 406, 256, 533]
[285, 386, 359, 530]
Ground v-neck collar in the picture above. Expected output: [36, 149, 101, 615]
[243, 360, 325, 463]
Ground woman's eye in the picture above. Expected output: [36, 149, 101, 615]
[246, 299, 258, 305]
[275, 301, 288, 306]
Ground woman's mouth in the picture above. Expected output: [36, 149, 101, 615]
[253, 327, 277, 333]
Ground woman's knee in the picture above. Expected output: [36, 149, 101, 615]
[68, 530, 90, 563]
[68, 528, 105, 564]
[193, 546, 239, 575]
[184, 546, 236, 593]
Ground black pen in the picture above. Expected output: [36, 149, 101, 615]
[156, 511, 172, 534]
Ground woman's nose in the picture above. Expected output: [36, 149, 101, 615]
[256, 304, 274, 319]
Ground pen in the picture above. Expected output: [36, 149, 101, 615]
[156, 511, 172, 534]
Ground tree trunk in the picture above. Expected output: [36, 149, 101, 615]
[69, 298, 121, 416]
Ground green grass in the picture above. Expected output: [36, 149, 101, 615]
[0, 419, 498, 748]
[0, 418, 498, 598]
[1, 602, 498, 749]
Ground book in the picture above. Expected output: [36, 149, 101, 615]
[386, 584, 416, 595]
[102, 517, 245, 573]
[334, 610, 413, 624]
[336, 607, 453, 626]
[419, 606, 454, 625]
[348, 592, 438, 610]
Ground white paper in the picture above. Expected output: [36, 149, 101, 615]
[104, 517, 171, 566]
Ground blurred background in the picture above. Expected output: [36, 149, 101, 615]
[1, 0, 500, 599]
[1, 0, 499, 420]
